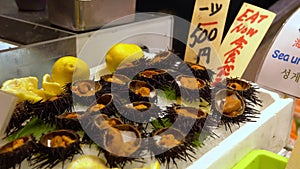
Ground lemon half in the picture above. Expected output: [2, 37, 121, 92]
[51, 56, 90, 86]
[105, 43, 144, 72]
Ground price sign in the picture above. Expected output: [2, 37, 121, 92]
[257, 8, 300, 97]
[184, 0, 230, 70]
[0, 90, 18, 137]
[214, 3, 276, 83]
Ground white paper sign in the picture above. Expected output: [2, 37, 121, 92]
[256, 8, 300, 97]
[0, 90, 18, 137]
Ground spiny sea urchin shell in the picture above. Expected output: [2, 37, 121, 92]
[119, 101, 162, 123]
[55, 111, 85, 131]
[94, 114, 124, 130]
[172, 75, 211, 104]
[80, 113, 124, 146]
[148, 51, 183, 70]
[96, 73, 131, 99]
[70, 80, 102, 106]
[87, 93, 122, 117]
[212, 89, 260, 132]
[0, 135, 37, 169]
[135, 68, 174, 89]
[114, 56, 149, 78]
[32, 93, 73, 125]
[5, 100, 35, 136]
[118, 101, 163, 132]
[149, 127, 196, 169]
[31, 130, 82, 169]
[225, 78, 262, 107]
[181, 62, 215, 83]
[164, 104, 213, 136]
[126, 80, 157, 104]
[99, 73, 131, 87]
[100, 124, 144, 168]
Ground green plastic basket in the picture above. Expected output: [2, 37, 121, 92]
[232, 150, 288, 169]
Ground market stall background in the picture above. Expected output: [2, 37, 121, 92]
[0, 0, 300, 169]
[0, 0, 299, 81]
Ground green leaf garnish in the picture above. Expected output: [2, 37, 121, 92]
[7, 117, 56, 142]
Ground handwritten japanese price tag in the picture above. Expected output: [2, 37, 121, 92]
[184, 0, 230, 70]
[215, 3, 276, 83]
[257, 8, 300, 97]
[0, 90, 17, 137]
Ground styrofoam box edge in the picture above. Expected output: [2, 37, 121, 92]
[187, 88, 294, 169]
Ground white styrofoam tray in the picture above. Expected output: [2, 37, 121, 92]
[186, 87, 294, 169]
[0, 58, 294, 169]
[88, 59, 295, 169]
[14, 85, 293, 169]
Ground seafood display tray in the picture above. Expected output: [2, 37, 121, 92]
[3, 82, 292, 169]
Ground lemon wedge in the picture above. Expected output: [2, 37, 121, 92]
[51, 56, 90, 86]
[1, 76, 39, 91]
[31, 88, 57, 101]
[3, 88, 43, 103]
[42, 74, 63, 95]
[0, 76, 60, 103]
[149, 161, 160, 169]
[67, 155, 108, 169]
[1, 77, 43, 103]
[105, 43, 144, 72]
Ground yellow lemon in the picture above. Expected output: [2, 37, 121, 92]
[67, 155, 108, 169]
[105, 43, 144, 72]
[51, 56, 90, 86]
